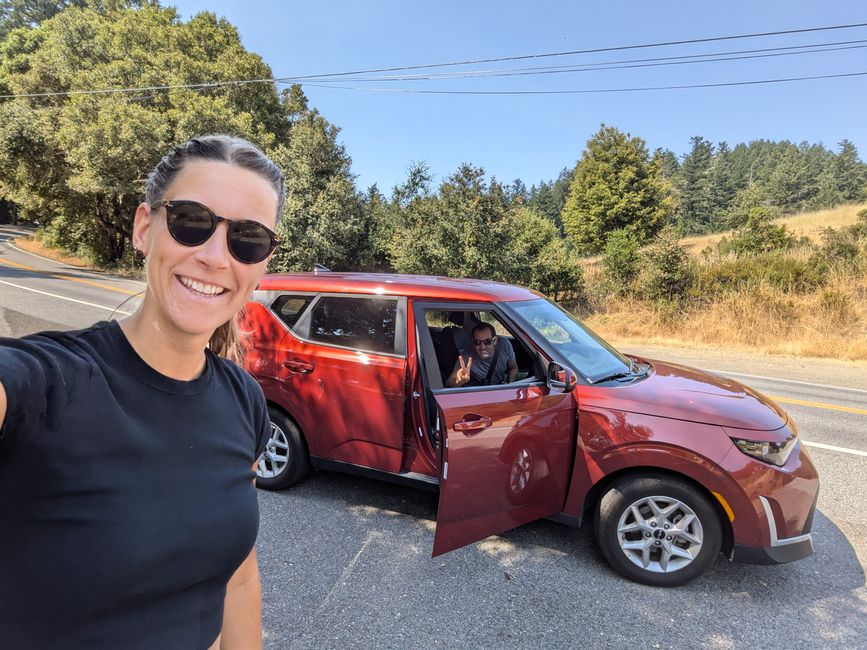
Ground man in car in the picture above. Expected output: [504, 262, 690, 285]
[447, 322, 518, 387]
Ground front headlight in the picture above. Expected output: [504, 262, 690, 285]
[730, 433, 798, 467]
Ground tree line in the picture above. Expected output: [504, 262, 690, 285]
[1, 1, 865, 301]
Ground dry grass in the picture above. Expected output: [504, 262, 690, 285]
[585, 262, 867, 362]
[13, 235, 144, 279]
[679, 202, 866, 256]
[14, 235, 93, 268]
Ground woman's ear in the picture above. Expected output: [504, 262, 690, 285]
[132, 202, 153, 257]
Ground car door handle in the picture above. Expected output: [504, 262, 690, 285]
[283, 360, 314, 374]
[453, 416, 492, 432]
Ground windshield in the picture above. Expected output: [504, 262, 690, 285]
[509, 298, 632, 383]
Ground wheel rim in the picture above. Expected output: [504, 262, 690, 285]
[616, 494, 704, 573]
[257, 422, 290, 479]
[509, 448, 532, 495]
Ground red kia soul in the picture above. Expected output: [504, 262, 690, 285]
[241, 273, 819, 587]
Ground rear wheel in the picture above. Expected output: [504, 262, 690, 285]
[255, 407, 310, 490]
[595, 475, 722, 587]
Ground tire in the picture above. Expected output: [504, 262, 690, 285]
[255, 407, 310, 490]
[595, 474, 722, 587]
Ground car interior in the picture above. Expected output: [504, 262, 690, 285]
[425, 309, 540, 387]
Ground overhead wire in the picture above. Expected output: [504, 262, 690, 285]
[299, 41, 867, 83]
[300, 70, 867, 95]
[1, 21, 865, 100]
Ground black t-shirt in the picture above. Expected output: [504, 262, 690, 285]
[0, 321, 270, 649]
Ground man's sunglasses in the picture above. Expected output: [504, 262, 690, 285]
[150, 200, 280, 264]
[472, 337, 495, 347]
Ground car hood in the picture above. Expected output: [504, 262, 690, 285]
[577, 358, 788, 431]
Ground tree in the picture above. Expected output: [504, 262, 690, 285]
[527, 166, 573, 233]
[561, 125, 674, 254]
[834, 140, 866, 202]
[677, 136, 714, 233]
[706, 141, 736, 231]
[268, 91, 365, 273]
[767, 145, 812, 213]
[0, 4, 290, 265]
[386, 164, 514, 281]
[507, 206, 584, 299]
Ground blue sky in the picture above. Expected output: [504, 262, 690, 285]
[169, 1, 867, 193]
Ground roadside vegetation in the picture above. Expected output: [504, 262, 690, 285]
[1, 2, 865, 361]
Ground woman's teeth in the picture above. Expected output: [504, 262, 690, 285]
[179, 276, 225, 296]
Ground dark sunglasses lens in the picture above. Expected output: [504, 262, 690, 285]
[473, 338, 493, 346]
[229, 221, 274, 263]
[167, 204, 214, 245]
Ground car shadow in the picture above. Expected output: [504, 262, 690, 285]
[258, 469, 866, 648]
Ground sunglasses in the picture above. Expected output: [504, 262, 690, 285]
[150, 200, 280, 264]
[472, 337, 495, 347]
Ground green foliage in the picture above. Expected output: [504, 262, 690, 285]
[385, 164, 515, 280]
[268, 99, 366, 273]
[601, 228, 640, 295]
[677, 136, 714, 234]
[0, 3, 290, 265]
[526, 166, 572, 232]
[817, 208, 867, 265]
[638, 226, 693, 300]
[716, 208, 795, 256]
[507, 206, 585, 300]
[693, 253, 828, 296]
[562, 125, 674, 254]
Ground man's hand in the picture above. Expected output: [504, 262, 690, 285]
[454, 355, 473, 386]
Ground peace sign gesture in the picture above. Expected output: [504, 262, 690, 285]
[454, 355, 473, 386]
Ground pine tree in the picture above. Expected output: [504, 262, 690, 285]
[677, 136, 714, 233]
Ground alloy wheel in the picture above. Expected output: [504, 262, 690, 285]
[616, 495, 704, 573]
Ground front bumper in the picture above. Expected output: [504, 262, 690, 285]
[731, 484, 819, 565]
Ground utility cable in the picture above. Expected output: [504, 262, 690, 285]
[300, 70, 867, 95]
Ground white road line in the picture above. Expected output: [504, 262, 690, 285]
[0, 278, 132, 315]
[705, 368, 867, 394]
[2, 239, 73, 266]
[803, 441, 867, 458]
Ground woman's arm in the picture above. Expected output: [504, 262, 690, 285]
[1, 380, 7, 432]
[219, 547, 262, 649]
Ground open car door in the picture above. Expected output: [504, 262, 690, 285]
[416, 302, 577, 557]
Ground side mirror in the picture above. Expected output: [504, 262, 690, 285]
[547, 363, 578, 393]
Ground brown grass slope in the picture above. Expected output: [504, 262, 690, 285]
[586, 204, 867, 362]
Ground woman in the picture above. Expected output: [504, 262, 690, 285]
[0, 135, 283, 649]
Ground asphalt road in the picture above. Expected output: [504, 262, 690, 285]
[2, 225, 865, 649]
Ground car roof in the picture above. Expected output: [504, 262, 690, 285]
[257, 272, 544, 302]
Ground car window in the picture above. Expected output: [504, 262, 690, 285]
[423, 308, 540, 387]
[308, 296, 398, 355]
[271, 294, 314, 329]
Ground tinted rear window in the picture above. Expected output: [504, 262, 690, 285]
[308, 296, 398, 355]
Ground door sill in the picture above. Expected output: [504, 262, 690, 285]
[310, 457, 440, 492]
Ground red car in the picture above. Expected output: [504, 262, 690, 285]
[241, 273, 819, 586]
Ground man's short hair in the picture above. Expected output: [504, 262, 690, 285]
[472, 322, 495, 338]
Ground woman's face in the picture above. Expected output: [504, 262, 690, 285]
[132, 160, 279, 342]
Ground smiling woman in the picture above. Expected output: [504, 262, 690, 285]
[0, 135, 284, 650]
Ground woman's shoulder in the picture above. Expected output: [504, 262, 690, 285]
[0, 321, 117, 368]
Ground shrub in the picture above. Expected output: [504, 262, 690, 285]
[717, 208, 796, 256]
[638, 227, 694, 301]
[601, 228, 640, 295]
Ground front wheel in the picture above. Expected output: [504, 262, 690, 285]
[595, 475, 722, 587]
[255, 408, 310, 490]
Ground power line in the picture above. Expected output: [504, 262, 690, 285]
[302, 39, 867, 81]
[1, 22, 866, 99]
[303, 41, 867, 83]
[282, 22, 867, 80]
[301, 70, 867, 95]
